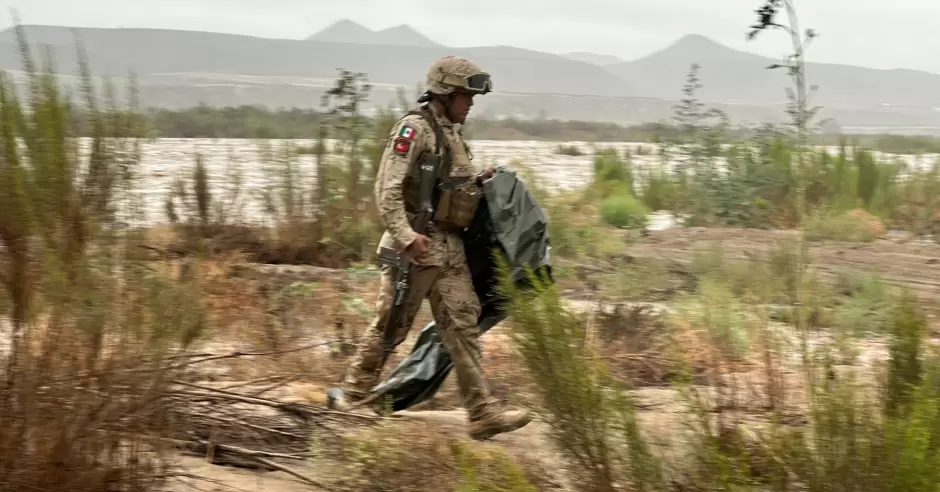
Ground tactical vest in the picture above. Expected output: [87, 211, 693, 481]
[401, 108, 481, 231]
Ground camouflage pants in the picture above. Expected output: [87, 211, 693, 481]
[342, 259, 498, 418]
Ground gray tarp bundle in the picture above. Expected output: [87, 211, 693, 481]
[368, 167, 554, 412]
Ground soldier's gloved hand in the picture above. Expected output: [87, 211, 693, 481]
[405, 234, 430, 257]
[476, 167, 496, 185]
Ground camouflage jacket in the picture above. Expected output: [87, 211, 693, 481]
[373, 104, 481, 267]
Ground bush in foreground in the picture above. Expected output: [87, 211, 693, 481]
[0, 26, 204, 492]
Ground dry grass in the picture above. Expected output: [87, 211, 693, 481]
[336, 419, 556, 491]
[593, 304, 711, 387]
[0, 264, 206, 491]
[0, 23, 194, 491]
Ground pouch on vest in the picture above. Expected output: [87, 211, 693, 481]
[432, 180, 481, 230]
[400, 108, 481, 230]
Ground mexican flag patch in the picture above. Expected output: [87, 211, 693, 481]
[398, 125, 416, 140]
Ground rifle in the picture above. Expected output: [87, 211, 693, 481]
[372, 135, 442, 382]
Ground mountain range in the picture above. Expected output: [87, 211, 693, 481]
[1, 20, 939, 132]
[306, 19, 441, 48]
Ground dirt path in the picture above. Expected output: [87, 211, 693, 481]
[166, 393, 698, 492]
[166, 409, 577, 492]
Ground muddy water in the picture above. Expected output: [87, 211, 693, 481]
[125, 138, 651, 225]
[88, 138, 933, 226]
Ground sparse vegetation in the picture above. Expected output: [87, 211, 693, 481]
[341, 421, 546, 492]
[11, 2, 940, 491]
[74, 104, 940, 154]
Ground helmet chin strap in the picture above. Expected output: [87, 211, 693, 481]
[429, 93, 456, 122]
[417, 86, 458, 122]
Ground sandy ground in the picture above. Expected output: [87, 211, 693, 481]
[162, 226, 940, 490]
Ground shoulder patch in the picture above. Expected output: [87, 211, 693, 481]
[393, 137, 412, 155]
[398, 125, 417, 140]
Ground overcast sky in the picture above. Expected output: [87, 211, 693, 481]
[2, 0, 936, 73]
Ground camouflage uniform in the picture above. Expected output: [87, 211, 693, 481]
[340, 56, 532, 440]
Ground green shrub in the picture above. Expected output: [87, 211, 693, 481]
[771, 291, 940, 492]
[677, 278, 752, 360]
[640, 169, 681, 212]
[594, 148, 629, 181]
[557, 144, 585, 156]
[805, 209, 879, 242]
[599, 194, 649, 229]
[884, 290, 927, 416]
[834, 274, 892, 338]
[591, 148, 635, 200]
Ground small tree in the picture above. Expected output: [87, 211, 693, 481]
[668, 64, 729, 223]
[320, 69, 376, 257]
[747, 0, 821, 384]
[747, 0, 822, 206]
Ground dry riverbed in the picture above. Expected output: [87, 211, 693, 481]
[151, 224, 940, 491]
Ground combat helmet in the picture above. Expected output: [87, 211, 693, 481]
[425, 55, 492, 96]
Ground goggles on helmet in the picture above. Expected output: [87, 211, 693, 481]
[464, 73, 492, 93]
[438, 72, 493, 94]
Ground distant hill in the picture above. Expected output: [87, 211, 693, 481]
[305, 19, 373, 43]
[306, 20, 442, 48]
[0, 25, 632, 97]
[563, 52, 624, 66]
[4, 25, 940, 130]
[606, 34, 940, 109]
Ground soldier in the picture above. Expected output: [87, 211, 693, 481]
[335, 56, 533, 440]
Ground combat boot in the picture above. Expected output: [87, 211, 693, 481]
[326, 387, 369, 411]
[468, 403, 533, 440]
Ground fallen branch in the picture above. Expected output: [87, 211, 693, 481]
[62, 341, 335, 382]
[245, 456, 326, 488]
[218, 375, 292, 391]
[176, 411, 311, 441]
[169, 385, 383, 422]
[162, 471, 243, 491]
[556, 258, 614, 274]
[246, 374, 300, 396]
[164, 341, 334, 369]
[176, 439, 308, 461]
[171, 437, 328, 488]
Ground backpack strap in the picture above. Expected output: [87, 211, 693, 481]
[406, 107, 452, 181]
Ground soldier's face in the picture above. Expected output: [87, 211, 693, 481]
[449, 91, 475, 124]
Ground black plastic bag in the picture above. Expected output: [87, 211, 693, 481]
[368, 167, 554, 412]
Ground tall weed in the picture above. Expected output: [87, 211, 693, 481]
[496, 257, 666, 492]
